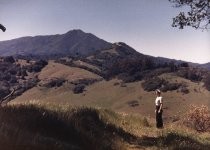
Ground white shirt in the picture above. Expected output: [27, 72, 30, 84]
[155, 96, 163, 106]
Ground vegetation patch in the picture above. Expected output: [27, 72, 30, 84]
[41, 78, 66, 88]
[141, 76, 190, 93]
[184, 105, 210, 132]
[71, 78, 101, 94]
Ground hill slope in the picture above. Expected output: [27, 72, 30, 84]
[8, 43, 210, 120]
[2, 103, 210, 150]
[0, 29, 112, 57]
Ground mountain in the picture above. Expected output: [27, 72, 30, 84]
[0, 29, 112, 57]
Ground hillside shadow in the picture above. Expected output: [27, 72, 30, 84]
[0, 105, 135, 150]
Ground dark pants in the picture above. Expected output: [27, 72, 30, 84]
[156, 105, 163, 128]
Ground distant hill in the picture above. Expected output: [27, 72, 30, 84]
[0, 29, 112, 57]
[0, 29, 208, 69]
[200, 62, 210, 70]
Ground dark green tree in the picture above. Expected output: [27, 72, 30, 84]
[169, 0, 210, 29]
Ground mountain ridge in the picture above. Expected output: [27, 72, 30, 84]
[0, 29, 112, 57]
[0, 29, 209, 68]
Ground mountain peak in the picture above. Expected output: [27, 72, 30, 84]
[65, 29, 85, 35]
[0, 29, 112, 57]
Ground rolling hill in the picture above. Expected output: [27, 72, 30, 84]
[0, 29, 208, 121]
[10, 42, 210, 122]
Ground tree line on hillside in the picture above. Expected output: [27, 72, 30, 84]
[0, 56, 48, 101]
[57, 50, 210, 93]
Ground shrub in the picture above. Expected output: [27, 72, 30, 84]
[204, 73, 210, 91]
[43, 78, 66, 88]
[179, 85, 190, 94]
[3, 56, 15, 63]
[127, 100, 139, 107]
[0, 81, 10, 99]
[9, 75, 17, 83]
[185, 105, 210, 132]
[73, 84, 85, 94]
[142, 77, 166, 91]
[161, 83, 181, 92]
[177, 68, 203, 82]
[71, 78, 99, 86]
[26, 60, 48, 72]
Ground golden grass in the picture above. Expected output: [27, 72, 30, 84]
[38, 61, 101, 81]
[9, 59, 210, 125]
[2, 102, 210, 150]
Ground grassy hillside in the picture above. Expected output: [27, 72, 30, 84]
[1, 103, 210, 150]
[11, 63, 210, 122]
[38, 61, 102, 81]
[5, 47, 209, 124]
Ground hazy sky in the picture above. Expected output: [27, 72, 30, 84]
[0, 0, 209, 63]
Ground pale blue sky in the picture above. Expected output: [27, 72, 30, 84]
[0, 0, 209, 63]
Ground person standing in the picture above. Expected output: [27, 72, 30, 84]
[155, 89, 163, 128]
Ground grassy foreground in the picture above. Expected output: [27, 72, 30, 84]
[0, 103, 210, 150]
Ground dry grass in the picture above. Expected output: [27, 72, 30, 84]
[0, 102, 210, 150]
[8, 61, 210, 125]
[38, 61, 101, 81]
[11, 73, 210, 123]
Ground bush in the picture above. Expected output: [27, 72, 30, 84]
[142, 77, 166, 92]
[73, 84, 85, 94]
[43, 78, 66, 88]
[204, 73, 210, 91]
[161, 83, 181, 92]
[127, 100, 139, 107]
[185, 105, 210, 132]
[177, 68, 203, 82]
[179, 85, 190, 94]
[71, 78, 99, 86]
[26, 60, 48, 72]
[0, 81, 10, 99]
[3, 56, 15, 63]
